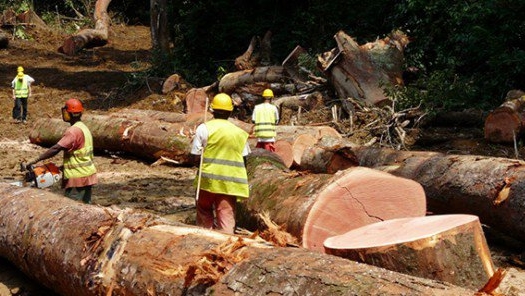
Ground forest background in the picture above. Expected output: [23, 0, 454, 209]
[3, 0, 523, 115]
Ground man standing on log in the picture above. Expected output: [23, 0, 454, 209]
[11, 66, 35, 124]
[191, 93, 250, 234]
[26, 98, 98, 204]
[252, 88, 279, 152]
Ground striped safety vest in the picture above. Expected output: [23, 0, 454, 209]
[253, 103, 277, 138]
[198, 119, 249, 198]
[14, 77, 29, 98]
[63, 122, 97, 179]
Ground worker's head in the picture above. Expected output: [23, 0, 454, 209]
[17, 66, 24, 73]
[262, 88, 274, 100]
[210, 93, 233, 119]
[62, 98, 84, 122]
[17, 72, 24, 80]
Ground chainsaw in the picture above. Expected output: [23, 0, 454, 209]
[19, 162, 62, 189]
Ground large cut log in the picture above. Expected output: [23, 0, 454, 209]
[239, 157, 427, 252]
[353, 146, 525, 242]
[324, 214, 495, 290]
[28, 114, 203, 164]
[0, 183, 474, 296]
[218, 66, 286, 93]
[484, 95, 525, 143]
[58, 0, 112, 55]
[318, 30, 409, 112]
[234, 31, 272, 70]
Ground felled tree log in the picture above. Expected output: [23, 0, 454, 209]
[273, 125, 341, 168]
[484, 96, 525, 143]
[273, 92, 324, 114]
[218, 66, 286, 94]
[0, 183, 475, 296]
[28, 114, 202, 164]
[240, 158, 427, 252]
[298, 144, 358, 173]
[324, 214, 495, 290]
[318, 30, 409, 111]
[353, 146, 525, 242]
[58, 0, 112, 55]
[234, 31, 272, 70]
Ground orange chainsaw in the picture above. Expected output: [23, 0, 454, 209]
[20, 162, 62, 189]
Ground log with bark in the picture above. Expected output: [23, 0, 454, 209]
[484, 95, 525, 143]
[218, 66, 286, 94]
[239, 157, 427, 252]
[58, 0, 112, 55]
[353, 146, 525, 243]
[0, 183, 476, 296]
[318, 30, 409, 113]
[324, 214, 495, 289]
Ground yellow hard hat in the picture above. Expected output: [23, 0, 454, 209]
[17, 66, 24, 73]
[17, 72, 24, 79]
[211, 93, 234, 111]
[262, 89, 274, 98]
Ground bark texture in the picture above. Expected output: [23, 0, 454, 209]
[0, 183, 474, 296]
[324, 214, 494, 290]
[218, 66, 286, 94]
[318, 30, 409, 111]
[353, 146, 525, 242]
[58, 0, 112, 55]
[240, 159, 427, 252]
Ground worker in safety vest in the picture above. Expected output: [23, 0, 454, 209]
[191, 93, 250, 234]
[252, 88, 279, 152]
[11, 66, 35, 124]
[26, 98, 98, 204]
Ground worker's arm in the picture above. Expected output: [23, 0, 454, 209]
[27, 144, 64, 167]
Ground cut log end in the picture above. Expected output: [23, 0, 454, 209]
[324, 214, 494, 290]
[302, 166, 426, 252]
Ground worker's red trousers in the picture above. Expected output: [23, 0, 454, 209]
[196, 190, 236, 234]
[255, 141, 275, 152]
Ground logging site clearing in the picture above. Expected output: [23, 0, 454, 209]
[1, 25, 525, 295]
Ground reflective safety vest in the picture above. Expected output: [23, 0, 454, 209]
[63, 122, 97, 179]
[14, 77, 29, 98]
[253, 103, 277, 138]
[198, 119, 249, 198]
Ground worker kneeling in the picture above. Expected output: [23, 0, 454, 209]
[191, 93, 250, 234]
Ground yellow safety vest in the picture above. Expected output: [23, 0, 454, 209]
[197, 119, 249, 198]
[14, 77, 29, 98]
[254, 103, 277, 138]
[63, 122, 97, 179]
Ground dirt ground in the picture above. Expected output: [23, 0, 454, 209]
[1, 24, 525, 295]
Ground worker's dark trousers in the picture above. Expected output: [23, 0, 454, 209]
[12, 97, 28, 121]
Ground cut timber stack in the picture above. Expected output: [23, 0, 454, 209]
[0, 183, 474, 296]
[240, 154, 426, 252]
[353, 146, 525, 243]
[484, 95, 525, 143]
[324, 214, 495, 290]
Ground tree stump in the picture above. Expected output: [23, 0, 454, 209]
[324, 214, 495, 290]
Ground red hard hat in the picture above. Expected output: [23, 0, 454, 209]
[64, 98, 84, 113]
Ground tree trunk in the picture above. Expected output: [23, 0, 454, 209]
[240, 158, 427, 252]
[58, 0, 112, 55]
[234, 31, 272, 70]
[297, 144, 358, 173]
[150, 0, 170, 55]
[28, 114, 202, 164]
[318, 30, 409, 111]
[484, 96, 525, 143]
[218, 66, 286, 94]
[353, 146, 525, 243]
[324, 214, 495, 290]
[0, 183, 474, 296]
